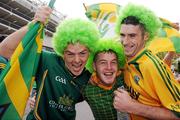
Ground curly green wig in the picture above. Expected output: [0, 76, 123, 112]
[115, 3, 162, 44]
[86, 39, 126, 73]
[52, 18, 100, 56]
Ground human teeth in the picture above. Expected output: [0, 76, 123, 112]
[104, 72, 113, 76]
[73, 64, 81, 67]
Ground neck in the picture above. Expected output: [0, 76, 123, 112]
[90, 71, 121, 90]
[127, 46, 145, 60]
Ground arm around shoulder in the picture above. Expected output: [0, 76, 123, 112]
[128, 100, 179, 120]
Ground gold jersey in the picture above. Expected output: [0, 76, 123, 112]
[124, 49, 180, 120]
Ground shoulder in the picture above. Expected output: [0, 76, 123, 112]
[116, 72, 124, 87]
[139, 50, 163, 68]
[0, 55, 8, 64]
[41, 50, 60, 59]
[139, 51, 174, 79]
[36, 51, 64, 72]
[76, 69, 91, 87]
[41, 50, 64, 64]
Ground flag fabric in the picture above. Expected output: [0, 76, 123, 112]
[0, 0, 55, 119]
[84, 3, 121, 39]
[147, 18, 180, 54]
[85, 3, 180, 54]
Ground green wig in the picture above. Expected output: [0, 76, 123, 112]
[52, 18, 100, 56]
[86, 39, 126, 73]
[115, 3, 162, 44]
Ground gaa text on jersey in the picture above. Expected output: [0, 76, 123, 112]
[55, 76, 66, 84]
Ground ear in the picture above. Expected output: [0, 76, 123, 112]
[144, 32, 149, 42]
[93, 62, 96, 71]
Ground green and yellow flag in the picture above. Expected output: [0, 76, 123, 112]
[148, 18, 180, 54]
[85, 3, 180, 54]
[84, 3, 121, 39]
[0, 0, 56, 119]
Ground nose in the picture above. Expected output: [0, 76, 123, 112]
[74, 55, 80, 63]
[106, 62, 112, 70]
[122, 37, 129, 45]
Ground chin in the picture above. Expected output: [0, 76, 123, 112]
[73, 72, 81, 76]
[72, 70, 83, 76]
[104, 82, 114, 86]
[103, 79, 115, 85]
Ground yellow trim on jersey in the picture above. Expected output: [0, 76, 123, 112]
[34, 70, 48, 120]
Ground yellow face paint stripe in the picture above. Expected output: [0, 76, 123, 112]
[4, 60, 29, 117]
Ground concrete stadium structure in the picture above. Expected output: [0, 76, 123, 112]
[0, 0, 65, 50]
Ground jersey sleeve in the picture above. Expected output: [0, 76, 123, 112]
[143, 52, 180, 114]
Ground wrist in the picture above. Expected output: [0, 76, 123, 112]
[27, 21, 35, 30]
[127, 99, 139, 114]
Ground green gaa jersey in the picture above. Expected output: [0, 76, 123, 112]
[27, 51, 91, 120]
[83, 74, 126, 120]
[124, 49, 180, 120]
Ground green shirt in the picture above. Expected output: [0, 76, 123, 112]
[0, 56, 8, 74]
[27, 51, 91, 120]
[83, 74, 125, 120]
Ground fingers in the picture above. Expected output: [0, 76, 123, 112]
[29, 91, 36, 109]
[29, 96, 36, 109]
[114, 88, 126, 96]
[33, 6, 52, 24]
[113, 93, 121, 110]
[113, 90, 122, 104]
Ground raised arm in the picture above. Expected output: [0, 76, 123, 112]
[113, 88, 179, 120]
[163, 51, 175, 66]
[0, 6, 52, 59]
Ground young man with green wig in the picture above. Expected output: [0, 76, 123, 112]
[84, 39, 129, 120]
[26, 18, 100, 120]
[0, 7, 100, 120]
[113, 3, 180, 120]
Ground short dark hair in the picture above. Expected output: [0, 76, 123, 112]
[121, 16, 145, 35]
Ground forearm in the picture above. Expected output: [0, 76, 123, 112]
[0, 25, 29, 59]
[163, 51, 175, 66]
[129, 100, 178, 120]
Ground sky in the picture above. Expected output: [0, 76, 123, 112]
[41, 0, 180, 23]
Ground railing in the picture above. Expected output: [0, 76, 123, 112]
[27, 0, 65, 21]
[0, 2, 32, 21]
[0, 1, 60, 35]
[0, 18, 21, 29]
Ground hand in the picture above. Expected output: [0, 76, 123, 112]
[33, 6, 52, 24]
[113, 88, 136, 113]
[29, 95, 36, 110]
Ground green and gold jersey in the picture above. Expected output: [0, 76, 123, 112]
[27, 51, 91, 120]
[83, 74, 124, 120]
[0, 56, 8, 74]
[124, 49, 180, 120]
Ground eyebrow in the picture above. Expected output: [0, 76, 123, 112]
[64, 49, 88, 53]
[97, 58, 117, 62]
[80, 49, 88, 53]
